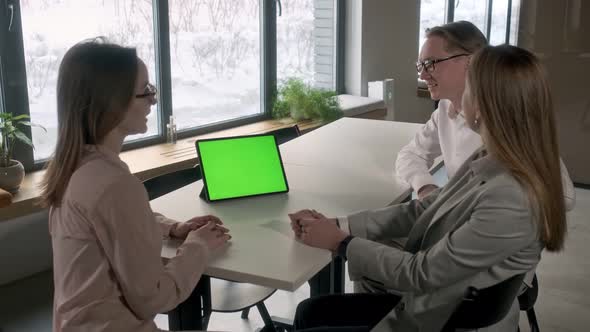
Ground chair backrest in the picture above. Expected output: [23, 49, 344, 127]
[267, 125, 300, 145]
[518, 274, 538, 311]
[143, 165, 202, 201]
[442, 273, 525, 331]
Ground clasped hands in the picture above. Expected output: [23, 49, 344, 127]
[288, 209, 348, 252]
[171, 215, 231, 250]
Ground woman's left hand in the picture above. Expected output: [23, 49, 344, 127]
[171, 215, 223, 239]
[299, 218, 348, 252]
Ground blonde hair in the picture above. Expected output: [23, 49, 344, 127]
[426, 20, 488, 54]
[40, 38, 138, 207]
[468, 45, 566, 251]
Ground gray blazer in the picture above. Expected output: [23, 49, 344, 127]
[345, 150, 543, 332]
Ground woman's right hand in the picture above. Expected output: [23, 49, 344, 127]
[186, 220, 231, 250]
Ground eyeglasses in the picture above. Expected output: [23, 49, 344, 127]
[416, 53, 470, 73]
[135, 83, 157, 99]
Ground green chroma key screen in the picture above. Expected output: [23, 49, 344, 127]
[196, 134, 289, 201]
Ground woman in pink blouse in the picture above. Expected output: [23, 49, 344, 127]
[40, 39, 230, 332]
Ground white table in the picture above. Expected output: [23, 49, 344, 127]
[151, 118, 425, 329]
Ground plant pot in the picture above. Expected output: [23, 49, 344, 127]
[0, 159, 25, 194]
[278, 117, 295, 125]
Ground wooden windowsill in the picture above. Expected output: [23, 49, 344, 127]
[0, 118, 323, 221]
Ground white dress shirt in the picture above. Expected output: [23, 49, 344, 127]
[395, 99, 576, 210]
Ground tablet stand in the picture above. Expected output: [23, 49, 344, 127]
[199, 187, 210, 202]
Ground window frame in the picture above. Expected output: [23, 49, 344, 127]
[0, 0, 345, 172]
[445, 0, 516, 44]
[418, 0, 518, 91]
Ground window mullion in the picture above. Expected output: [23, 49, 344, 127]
[0, 1, 7, 112]
[446, 0, 455, 23]
[153, 0, 172, 142]
[484, 0, 494, 40]
[3, 0, 34, 170]
[505, 0, 513, 44]
[262, 0, 277, 117]
[335, 0, 345, 94]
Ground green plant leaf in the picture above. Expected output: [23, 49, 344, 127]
[18, 121, 48, 132]
[13, 131, 34, 148]
[273, 77, 342, 123]
[0, 112, 45, 160]
[11, 114, 30, 121]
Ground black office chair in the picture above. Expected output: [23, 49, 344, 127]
[269, 125, 301, 145]
[143, 165, 203, 200]
[442, 273, 526, 332]
[518, 274, 540, 332]
[145, 125, 301, 332]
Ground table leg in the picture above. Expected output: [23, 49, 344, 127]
[168, 275, 212, 331]
[309, 257, 345, 297]
[331, 256, 345, 294]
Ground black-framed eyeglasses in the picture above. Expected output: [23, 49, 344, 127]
[416, 53, 470, 73]
[135, 83, 157, 99]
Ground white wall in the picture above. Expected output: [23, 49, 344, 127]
[344, 0, 363, 96]
[518, 0, 590, 184]
[344, 0, 435, 123]
[313, 0, 337, 90]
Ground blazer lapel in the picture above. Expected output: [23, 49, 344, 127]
[424, 149, 488, 234]
[425, 176, 484, 234]
[404, 169, 477, 253]
[425, 150, 505, 236]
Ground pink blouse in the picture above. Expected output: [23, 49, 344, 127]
[49, 146, 209, 332]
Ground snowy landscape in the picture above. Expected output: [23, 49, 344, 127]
[19, 0, 516, 160]
[418, 0, 520, 51]
[21, 0, 324, 159]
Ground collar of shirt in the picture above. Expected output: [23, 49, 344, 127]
[468, 149, 505, 178]
[443, 99, 461, 119]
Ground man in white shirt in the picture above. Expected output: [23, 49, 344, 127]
[395, 21, 576, 209]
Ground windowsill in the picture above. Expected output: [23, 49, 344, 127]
[337, 94, 385, 117]
[1, 100, 387, 221]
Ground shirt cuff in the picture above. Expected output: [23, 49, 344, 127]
[154, 213, 178, 239]
[410, 174, 437, 193]
[337, 216, 350, 235]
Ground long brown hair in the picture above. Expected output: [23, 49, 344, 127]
[468, 45, 566, 251]
[426, 20, 488, 54]
[40, 38, 138, 207]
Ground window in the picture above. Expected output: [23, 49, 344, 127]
[0, 75, 3, 118]
[277, 0, 337, 90]
[419, 0, 521, 52]
[1, 0, 343, 171]
[419, 0, 447, 49]
[20, 0, 159, 160]
[168, 0, 261, 131]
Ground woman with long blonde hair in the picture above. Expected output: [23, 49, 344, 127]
[41, 39, 230, 332]
[464, 44, 566, 251]
[288, 45, 567, 331]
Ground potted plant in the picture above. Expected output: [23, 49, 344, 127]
[272, 78, 343, 123]
[0, 112, 45, 193]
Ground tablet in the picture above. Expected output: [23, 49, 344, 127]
[196, 134, 289, 202]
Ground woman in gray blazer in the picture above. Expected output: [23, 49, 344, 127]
[288, 44, 567, 332]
